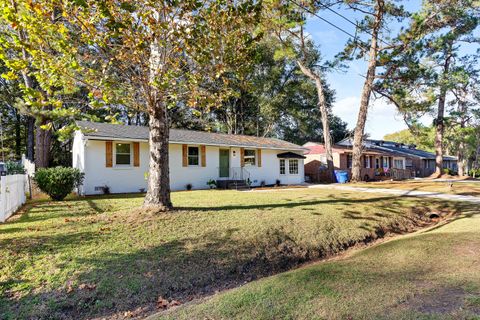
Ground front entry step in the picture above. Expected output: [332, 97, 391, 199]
[217, 180, 250, 190]
[228, 181, 250, 190]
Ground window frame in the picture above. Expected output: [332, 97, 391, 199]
[347, 154, 353, 169]
[382, 157, 389, 168]
[279, 159, 286, 175]
[289, 159, 299, 175]
[364, 155, 371, 169]
[187, 146, 200, 166]
[244, 149, 256, 166]
[393, 158, 404, 169]
[114, 142, 132, 166]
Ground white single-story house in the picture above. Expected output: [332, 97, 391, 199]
[73, 121, 307, 195]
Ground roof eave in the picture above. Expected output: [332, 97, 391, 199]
[83, 135, 306, 151]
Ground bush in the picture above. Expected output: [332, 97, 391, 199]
[34, 167, 84, 201]
[206, 179, 216, 189]
[469, 168, 480, 177]
[5, 161, 25, 175]
[443, 168, 457, 176]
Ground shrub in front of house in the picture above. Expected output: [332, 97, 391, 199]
[443, 168, 457, 176]
[34, 167, 84, 201]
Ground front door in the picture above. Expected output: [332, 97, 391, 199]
[219, 149, 230, 178]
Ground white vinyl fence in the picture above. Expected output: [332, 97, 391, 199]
[22, 154, 35, 177]
[0, 174, 26, 222]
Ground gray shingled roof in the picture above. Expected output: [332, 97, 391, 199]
[76, 121, 305, 151]
[337, 137, 457, 161]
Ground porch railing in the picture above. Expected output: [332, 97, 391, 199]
[374, 168, 413, 180]
[218, 166, 251, 182]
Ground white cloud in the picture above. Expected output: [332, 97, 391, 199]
[332, 96, 411, 139]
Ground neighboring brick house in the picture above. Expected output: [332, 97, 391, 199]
[304, 138, 457, 182]
[304, 142, 409, 182]
[352, 139, 458, 177]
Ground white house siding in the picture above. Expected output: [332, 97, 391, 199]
[75, 136, 304, 195]
[242, 149, 304, 186]
[81, 139, 149, 195]
[169, 143, 221, 191]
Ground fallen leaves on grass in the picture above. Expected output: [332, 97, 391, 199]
[157, 296, 181, 310]
[123, 310, 135, 318]
[157, 297, 169, 309]
[78, 283, 96, 291]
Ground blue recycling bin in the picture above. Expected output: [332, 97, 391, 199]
[334, 170, 349, 184]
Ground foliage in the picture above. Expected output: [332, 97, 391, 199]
[375, 0, 480, 175]
[5, 161, 24, 174]
[443, 168, 457, 176]
[33, 167, 84, 201]
[206, 179, 217, 189]
[169, 37, 349, 144]
[384, 127, 435, 152]
[469, 168, 480, 177]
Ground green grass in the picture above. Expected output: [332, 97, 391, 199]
[157, 195, 480, 320]
[0, 189, 473, 319]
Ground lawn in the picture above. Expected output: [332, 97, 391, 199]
[0, 189, 473, 319]
[355, 180, 480, 197]
[157, 198, 480, 320]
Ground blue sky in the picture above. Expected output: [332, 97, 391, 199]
[304, 1, 425, 139]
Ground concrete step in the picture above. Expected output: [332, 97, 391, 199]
[227, 181, 249, 190]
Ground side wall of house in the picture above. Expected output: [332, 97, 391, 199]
[79, 139, 304, 195]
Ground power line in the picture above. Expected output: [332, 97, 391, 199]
[316, 1, 359, 29]
[287, 0, 393, 48]
[287, 0, 360, 41]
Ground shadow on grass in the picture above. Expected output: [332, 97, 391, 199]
[175, 195, 402, 212]
[1, 227, 317, 319]
[1, 193, 478, 320]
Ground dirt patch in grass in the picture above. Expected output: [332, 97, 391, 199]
[406, 286, 480, 316]
[453, 242, 480, 258]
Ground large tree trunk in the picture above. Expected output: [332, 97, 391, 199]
[26, 116, 35, 161]
[297, 61, 335, 182]
[351, 0, 384, 182]
[456, 91, 468, 177]
[457, 142, 466, 177]
[434, 47, 452, 177]
[35, 118, 52, 168]
[434, 93, 446, 177]
[143, 100, 172, 211]
[143, 29, 172, 211]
